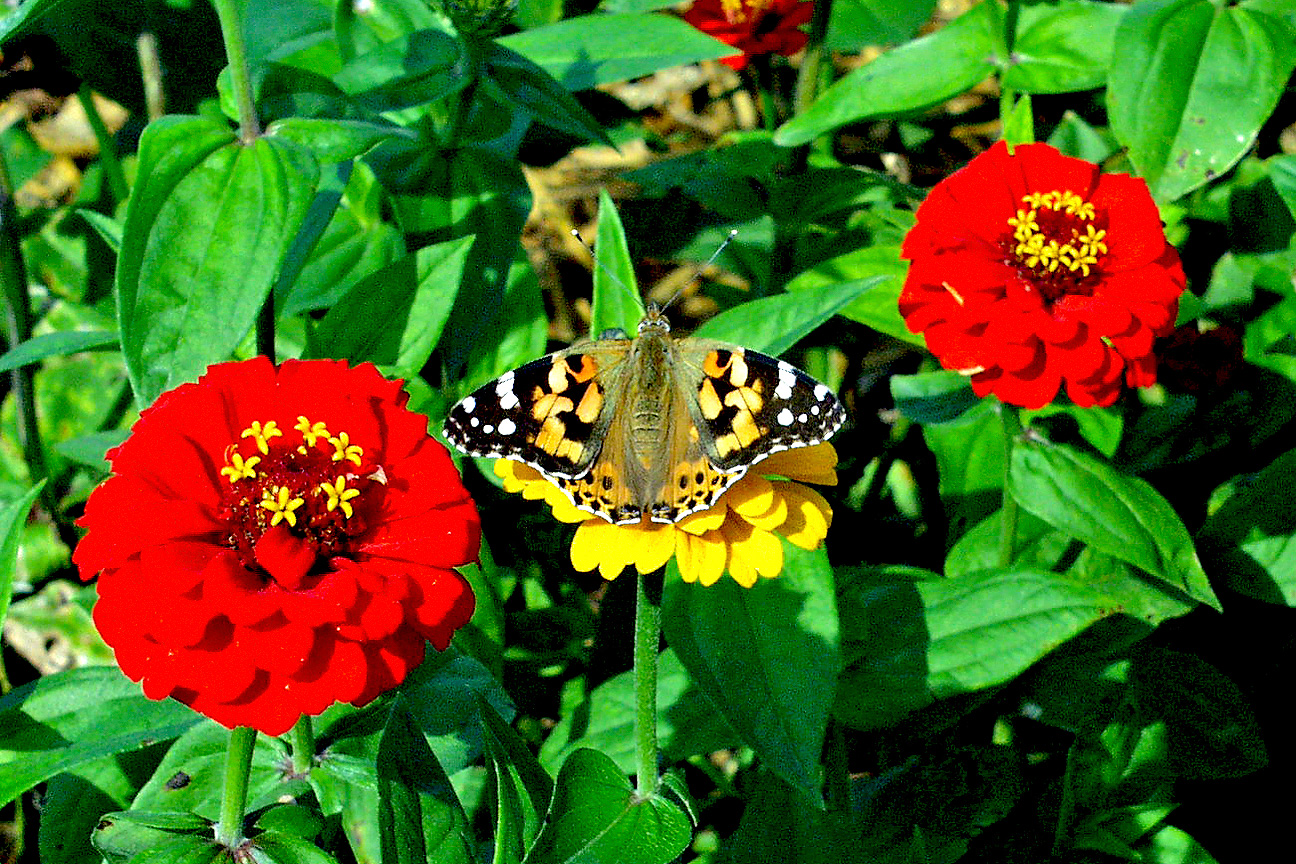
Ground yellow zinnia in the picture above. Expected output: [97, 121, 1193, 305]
[495, 443, 838, 587]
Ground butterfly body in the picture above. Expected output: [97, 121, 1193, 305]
[443, 305, 844, 525]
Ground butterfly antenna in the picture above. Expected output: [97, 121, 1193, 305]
[570, 227, 639, 302]
[660, 228, 739, 314]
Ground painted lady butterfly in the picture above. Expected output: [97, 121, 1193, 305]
[443, 303, 845, 525]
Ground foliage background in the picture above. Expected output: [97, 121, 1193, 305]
[1, 0, 1295, 862]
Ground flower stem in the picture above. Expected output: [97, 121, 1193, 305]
[998, 403, 1023, 568]
[290, 715, 315, 776]
[999, 0, 1022, 132]
[256, 295, 275, 363]
[0, 135, 66, 543]
[75, 85, 129, 205]
[209, 0, 261, 144]
[216, 726, 258, 848]
[792, 0, 834, 126]
[634, 568, 663, 798]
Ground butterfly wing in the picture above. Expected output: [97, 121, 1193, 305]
[680, 341, 845, 472]
[442, 344, 630, 479]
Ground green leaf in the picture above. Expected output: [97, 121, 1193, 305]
[1108, 0, 1296, 201]
[919, 399, 1005, 535]
[91, 814, 218, 864]
[309, 236, 472, 377]
[1003, 94, 1035, 147]
[826, 0, 938, 51]
[539, 649, 738, 774]
[39, 753, 152, 864]
[890, 371, 978, 425]
[1199, 448, 1296, 605]
[524, 749, 690, 864]
[52, 430, 128, 467]
[0, 483, 44, 628]
[0, 331, 117, 374]
[75, 208, 123, 252]
[0, 666, 199, 808]
[774, 1, 998, 147]
[833, 567, 936, 730]
[1002, 0, 1126, 94]
[718, 769, 852, 862]
[480, 698, 554, 864]
[484, 43, 613, 146]
[1009, 441, 1220, 610]
[590, 188, 643, 338]
[114, 115, 234, 396]
[498, 13, 735, 91]
[377, 697, 476, 864]
[1133, 825, 1221, 863]
[696, 277, 883, 356]
[118, 125, 318, 403]
[1129, 648, 1267, 780]
[247, 832, 339, 864]
[332, 27, 468, 111]
[266, 118, 411, 163]
[130, 722, 307, 821]
[661, 543, 840, 801]
[785, 245, 919, 346]
[921, 568, 1118, 698]
[1268, 153, 1296, 221]
[253, 804, 325, 839]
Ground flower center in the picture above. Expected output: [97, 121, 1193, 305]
[1003, 189, 1108, 303]
[218, 416, 382, 583]
[720, 0, 770, 23]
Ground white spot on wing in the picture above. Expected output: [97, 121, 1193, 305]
[498, 418, 516, 436]
[470, 417, 480, 427]
[777, 407, 794, 426]
[483, 424, 494, 435]
[775, 362, 796, 400]
[497, 373, 519, 410]
[461, 395, 476, 414]
[814, 383, 830, 401]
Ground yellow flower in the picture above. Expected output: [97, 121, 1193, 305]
[494, 443, 838, 587]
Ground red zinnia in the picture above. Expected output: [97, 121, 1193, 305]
[683, 0, 814, 70]
[74, 358, 479, 736]
[899, 141, 1186, 409]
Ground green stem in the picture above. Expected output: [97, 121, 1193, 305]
[290, 715, 315, 776]
[216, 726, 258, 848]
[823, 719, 850, 812]
[210, 0, 261, 143]
[137, 33, 166, 121]
[999, 0, 1022, 133]
[633, 568, 663, 798]
[997, 402, 1023, 568]
[0, 136, 63, 536]
[76, 84, 129, 204]
[788, 0, 834, 172]
[750, 56, 778, 133]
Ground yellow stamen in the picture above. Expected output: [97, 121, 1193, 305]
[319, 476, 361, 519]
[328, 432, 364, 466]
[220, 452, 261, 483]
[241, 420, 283, 455]
[295, 416, 329, 447]
[260, 485, 304, 527]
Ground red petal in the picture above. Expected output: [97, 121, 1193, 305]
[254, 524, 319, 591]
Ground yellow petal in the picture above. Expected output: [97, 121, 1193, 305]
[721, 518, 783, 586]
[732, 478, 788, 531]
[632, 523, 677, 574]
[727, 473, 775, 516]
[678, 504, 728, 535]
[570, 520, 630, 578]
[676, 530, 727, 586]
[773, 481, 832, 549]
[760, 442, 839, 486]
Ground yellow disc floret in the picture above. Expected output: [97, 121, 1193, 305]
[220, 451, 261, 483]
[319, 476, 362, 519]
[328, 432, 364, 466]
[1005, 189, 1107, 284]
[295, 416, 330, 447]
[241, 420, 283, 455]
[260, 485, 305, 527]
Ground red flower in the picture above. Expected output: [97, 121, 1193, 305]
[899, 141, 1186, 409]
[74, 359, 479, 736]
[683, 0, 814, 70]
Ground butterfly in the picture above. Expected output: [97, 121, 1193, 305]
[442, 303, 845, 525]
